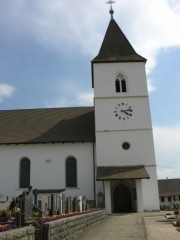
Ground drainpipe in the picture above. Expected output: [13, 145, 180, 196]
[93, 142, 96, 207]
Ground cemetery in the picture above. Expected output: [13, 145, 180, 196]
[0, 187, 106, 240]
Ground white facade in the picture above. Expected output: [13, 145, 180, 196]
[95, 131, 155, 166]
[0, 143, 95, 200]
[93, 60, 159, 213]
[93, 62, 148, 97]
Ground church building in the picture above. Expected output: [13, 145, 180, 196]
[0, 8, 160, 213]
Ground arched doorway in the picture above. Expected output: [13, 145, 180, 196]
[113, 184, 132, 213]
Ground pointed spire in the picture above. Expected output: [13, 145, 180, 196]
[93, 18, 146, 63]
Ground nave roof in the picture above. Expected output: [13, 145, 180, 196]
[0, 107, 95, 144]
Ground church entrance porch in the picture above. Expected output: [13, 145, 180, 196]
[103, 179, 142, 214]
[111, 180, 135, 213]
[96, 165, 150, 213]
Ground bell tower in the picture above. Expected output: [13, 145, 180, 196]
[92, 5, 159, 213]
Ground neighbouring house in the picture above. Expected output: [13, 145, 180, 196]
[158, 178, 180, 210]
[0, 8, 160, 213]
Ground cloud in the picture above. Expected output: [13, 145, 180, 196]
[46, 91, 94, 108]
[76, 92, 94, 106]
[153, 126, 180, 179]
[118, 0, 180, 73]
[0, 83, 15, 102]
[157, 167, 180, 179]
[147, 78, 156, 93]
[1, 0, 180, 75]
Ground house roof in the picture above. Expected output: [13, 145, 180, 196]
[92, 19, 146, 63]
[0, 107, 95, 144]
[96, 166, 150, 180]
[158, 178, 180, 196]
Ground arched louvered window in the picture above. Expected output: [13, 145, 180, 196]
[66, 157, 77, 188]
[115, 72, 127, 93]
[19, 158, 31, 188]
[121, 79, 127, 92]
[115, 79, 121, 92]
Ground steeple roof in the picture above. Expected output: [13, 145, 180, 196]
[92, 19, 146, 63]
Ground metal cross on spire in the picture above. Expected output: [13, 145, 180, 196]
[106, 0, 116, 19]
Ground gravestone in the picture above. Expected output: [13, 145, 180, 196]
[47, 195, 51, 215]
[82, 196, 86, 211]
[38, 199, 42, 217]
[73, 196, 78, 212]
[78, 196, 83, 212]
[62, 194, 66, 214]
[58, 194, 66, 214]
[66, 197, 72, 213]
[33, 188, 65, 215]
[58, 194, 62, 214]
[97, 192, 105, 208]
[19, 188, 33, 225]
[55, 195, 59, 214]
[49, 194, 56, 216]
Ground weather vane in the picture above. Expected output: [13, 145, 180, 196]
[106, 0, 116, 19]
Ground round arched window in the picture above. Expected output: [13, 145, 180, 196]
[66, 157, 77, 188]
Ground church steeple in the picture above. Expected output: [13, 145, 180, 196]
[92, 18, 146, 63]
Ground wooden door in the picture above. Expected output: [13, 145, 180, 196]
[113, 184, 132, 213]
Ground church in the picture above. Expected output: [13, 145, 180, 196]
[0, 7, 160, 213]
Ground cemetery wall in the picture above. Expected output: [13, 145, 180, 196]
[0, 226, 35, 240]
[41, 210, 106, 240]
[0, 210, 106, 240]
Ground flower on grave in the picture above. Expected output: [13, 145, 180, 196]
[35, 209, 99, 224]
[0, 224, 17, 232]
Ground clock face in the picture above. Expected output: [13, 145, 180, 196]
[114, 102, 133, 120]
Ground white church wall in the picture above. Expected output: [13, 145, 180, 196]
[136, 179, 144, 212]
[96, 130, 156, 166]
[0, 142, 95, 201]
[93, 62, 148, 98]
[142, 166, 160, 211]
[104, 181, 112, 214]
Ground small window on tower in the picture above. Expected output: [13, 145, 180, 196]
[115, 72, 127, 93]
[121, 79, 127, 92]
[115, 79, 120, 92]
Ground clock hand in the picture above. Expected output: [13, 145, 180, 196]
[121, 110, 132, 116]
[124, 108, 133, 112]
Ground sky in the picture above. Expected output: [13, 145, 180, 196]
[0, 0, 180, 179]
